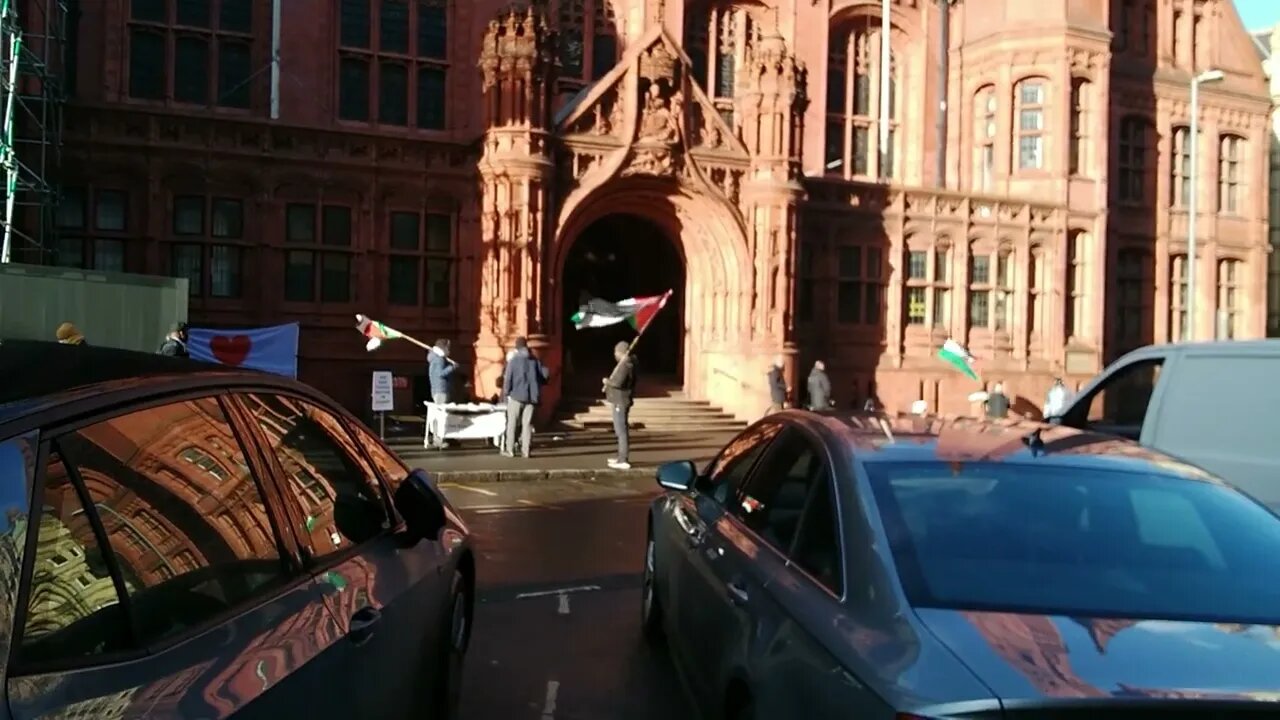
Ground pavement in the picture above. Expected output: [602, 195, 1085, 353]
[386, 427, 735, 483]
[442, 475, 697, 720]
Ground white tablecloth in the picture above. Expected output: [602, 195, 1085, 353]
[424, 402, 508, 448]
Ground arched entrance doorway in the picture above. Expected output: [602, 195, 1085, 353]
[560, 213, 685, 395]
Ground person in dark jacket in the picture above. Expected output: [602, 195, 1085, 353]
[158, 322, 190, 358]
[603, 341, 636, 469]
[428, 339, 457, 405]
[985, 381, 1010, 419]
[765, 356, 788, 414]
[502, 337, 549, 458]
[807, 360, 831, 410]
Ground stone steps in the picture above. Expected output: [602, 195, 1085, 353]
[557, 385, 747, 432]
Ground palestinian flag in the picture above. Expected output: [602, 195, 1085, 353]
[571, 290, 672, 334]
[938, 338, 979, 381]
[355, 314, 403, 351]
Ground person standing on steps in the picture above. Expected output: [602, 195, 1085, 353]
[807, 360, 831, 410]
[765, 356, 788, 415]
[604, 341, 636, 470]
[502, 337, 548, 458]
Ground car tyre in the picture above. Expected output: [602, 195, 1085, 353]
[726, 692, 755, 720]
[641, 527, 664, 643]
[435, 570, 470, 718]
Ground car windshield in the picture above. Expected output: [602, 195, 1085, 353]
[865, 460, 1280, 624]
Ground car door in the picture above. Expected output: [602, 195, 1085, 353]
[235, 392, 449, 720]
[665, 422, 781, 703]
[6, 394, 348, 720]
[1060, 356, 1168, 442]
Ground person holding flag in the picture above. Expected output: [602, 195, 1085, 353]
[603, 341, 637, 470]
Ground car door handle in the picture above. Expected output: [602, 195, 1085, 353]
[726, 581, 749, 607]
[349, 606, 382, 647]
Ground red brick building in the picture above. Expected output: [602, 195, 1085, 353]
[55, 0, 1271, 420]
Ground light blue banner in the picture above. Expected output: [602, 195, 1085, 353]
[189, 322, 299, 378]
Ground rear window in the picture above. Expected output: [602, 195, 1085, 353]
[866, 461, 1280, 624]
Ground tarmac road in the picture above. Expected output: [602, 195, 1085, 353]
[443, 475, 698, 720]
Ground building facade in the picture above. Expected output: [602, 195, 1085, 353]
[51, 0, 1271, 420]
[1254, 23, 1280, 337]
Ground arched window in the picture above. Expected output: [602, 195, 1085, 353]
[1169, 253, 1188, 341]
[1117, 116, 1150, 203]
[1170, 127, 1191, 208]
[1069, 78, 1089, 175]
[903, 238, 951, 329]
[972, 84, 997, 191]
[685, 2, 762, 128]
[1218, 134, 1244, 214]
[1065, 230, 1087, 341]
[824, 15, 899, 179]
[1216, 258, 1241, 339]
[556, 0, 618, 88]
[1014, 78, 1047, 171]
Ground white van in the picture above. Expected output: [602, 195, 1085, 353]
[1051, 340, 1280, 508]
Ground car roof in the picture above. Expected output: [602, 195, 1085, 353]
[0, 339, 302, 428]
[790, 410, 1223, 485]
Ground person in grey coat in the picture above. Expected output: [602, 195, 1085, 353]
[807, 360, 832, 410]
[604, 341, 636, 470]
[765, 356, 788, 415]
[502, 337, 549, 458]
[427, 339, 457, 405]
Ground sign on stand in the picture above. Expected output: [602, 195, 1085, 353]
[371, 371, 394, 438]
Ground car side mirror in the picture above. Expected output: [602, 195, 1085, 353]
[393, 469, 448, 540]
[656, 460, 697, 492]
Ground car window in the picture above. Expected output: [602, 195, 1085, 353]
[697, 423, 781, 505]
[732, 429, 828, 555]
[866, 460, 1280, 623]
[26, 397, 293, 662]
[1084, 359, 1163, 428]
[789, 476, 843, 595]
[349, 422, 410, 493]
[241, 394, 389, 563]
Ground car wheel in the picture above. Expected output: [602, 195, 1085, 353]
[435, 570, 470, 718]
[641, 527, 664, 643]
[726, 692, 755, 720]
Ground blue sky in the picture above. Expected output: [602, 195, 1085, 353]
[1235, 0, 1280, 31]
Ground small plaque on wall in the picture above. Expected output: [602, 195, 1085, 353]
[1065, 349, 1096, 376]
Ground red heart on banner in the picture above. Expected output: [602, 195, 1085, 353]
[210, 335, 252, 366]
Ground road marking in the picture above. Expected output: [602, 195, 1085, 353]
[541, 680, 559, 719]
[558, 592, 570, 615]
[471, 506, 543, 515]
[516, 584, 601, 600]
[439, 483, 498, 497]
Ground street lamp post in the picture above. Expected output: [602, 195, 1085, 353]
[1187, 69, 1224, 341]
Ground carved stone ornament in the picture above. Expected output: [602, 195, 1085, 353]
[622, 146, 676, 176]
[639, 42, 677, 82]
[638, 85, 680, 143]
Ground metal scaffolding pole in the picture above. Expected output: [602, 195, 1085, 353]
[0, 0, 68, 265]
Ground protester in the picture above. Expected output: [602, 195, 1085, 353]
[1043, 377, 1070, 418]
[428, 338, 457, 404]
[985, 381, 1010, 419]
[54, 322, 86, 346]
[502, 337, 548, 458]
[603, 341, 636, 470]
[158, 322, 190, 358]
[807, 360, 831, 410]
[765, 356, 787, 414]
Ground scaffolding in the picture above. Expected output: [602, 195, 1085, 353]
[0, 0, 68, 264]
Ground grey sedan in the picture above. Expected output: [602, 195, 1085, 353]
[643, 411, 1280, 719]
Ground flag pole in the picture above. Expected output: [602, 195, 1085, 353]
[604, 289, 673, 386]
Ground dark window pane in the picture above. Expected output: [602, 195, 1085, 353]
[823, 120, 842, 173]
[851, 126, 869, 175]
[321, 253, 351, 303]
[284, 250, 315, 301]
[18, 451, 129, 667]
[217, 40, 252, 108]
[826, 55, 846, 113]
[390, 212, 420, 250]
[417, 1, 447, 59]
[94, 240, 126, 273]
[242, 395, 389, 560]
[54, 237, 84, 268]
[171, 243, 203, 295]
[339, 57, 370, 121]
[733, 430, 825, 555]
[286, 204, 315, 243]
[699, 423, 784, 503]
[57, 187, 85, 228]
[560, 28, 584, 78]
[380, 0, 409, 53]
[425, 213, 450, 252]
[55, 399, 290, 648]
[95, 190, 127, 231]
[970, 255, 990, 284]
[211, 245, 242, 298]
[220, 0, 253, 32]
[715, 49, 734, 98]
[853, 74, 870, 115]
[591, 33, 616, 80]
[838, 246, 861, 278]
[176, 0, 211, 27]
[388, 256, 419, 305]
[837, 281, 862, 324]
[322, 206, 352, 246]
[865, 282, 881, 323]
[131, 0, 165, 22]
[425, 257, 449, 307]
[175, 36, 210, 104]
[340, 0, 371, 48]
[379, 62, 408, 126]
[128, 30, 165, 100]
[65, 0, 81, 96]
[907, 250, 927, 280]
[416, 67, 445, 129]
[173, 196, 204, 235]
[212, 199, 243, 238]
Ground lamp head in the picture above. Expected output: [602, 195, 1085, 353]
[1195, 69, 1225, 83]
